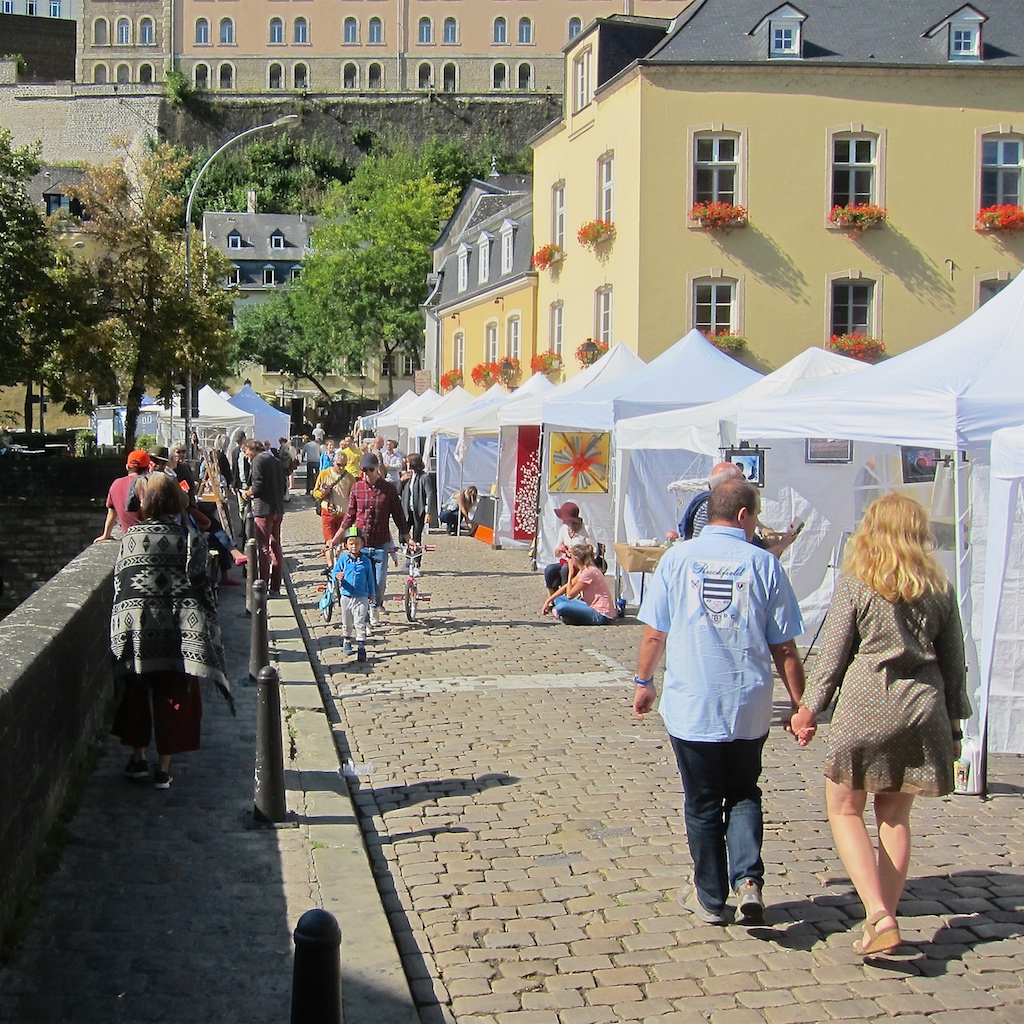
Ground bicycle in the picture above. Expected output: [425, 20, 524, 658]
[316, 542, 344, 623]
[395, 542, 434, 621]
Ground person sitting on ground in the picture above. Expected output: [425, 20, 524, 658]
[544, 501, 593, 594]
[438, 486, 479, 535]
[314, 450, 354, 568]
[674, 462, 798, 557]
[541, 543, 616, 626]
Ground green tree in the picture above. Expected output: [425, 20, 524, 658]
[65, 138, 236, 448]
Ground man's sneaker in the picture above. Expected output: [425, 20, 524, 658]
[678, 886, 725, 925]
[357, 645, 367, 663]
[153, 771, 172, 790]
[736, 879, 765, 924]
[124, 757, 149, 780]
[369, 604, 381, 627]
[342, 639, 353, 654]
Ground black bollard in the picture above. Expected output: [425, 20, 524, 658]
[249, 579, 269, 684]
[254, 665, 288, 823]
[291, 909, 342, 1024]
[244, 537, 257, 614]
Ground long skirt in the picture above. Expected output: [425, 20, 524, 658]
[112, 670, 203, 756]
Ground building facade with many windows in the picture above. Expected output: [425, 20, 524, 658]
[76, 0, 691, 90]
[531, 1, 1024, 373]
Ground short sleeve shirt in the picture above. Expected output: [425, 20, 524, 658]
[575, 565, 614, 618]
[638, 525, 804, 742]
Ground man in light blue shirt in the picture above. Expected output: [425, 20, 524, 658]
[634, 478, 806, 925]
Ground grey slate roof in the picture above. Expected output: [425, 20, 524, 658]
[646, 0, 1024, 66]
[203, 212, 319, 262]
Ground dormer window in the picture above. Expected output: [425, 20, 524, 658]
[227, 231, 242, 249]
[457, 243, 469, 292]
[477, 231, 492, 285]
[500, 218, 517, 274]
[270, 231, 285, 250]
[752, 5, 807, 60]
[925, 6, 986, 63]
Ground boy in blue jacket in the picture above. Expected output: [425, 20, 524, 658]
[331, 526, 376, 661]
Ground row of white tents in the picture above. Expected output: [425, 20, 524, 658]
[367, 272, 1024, 785]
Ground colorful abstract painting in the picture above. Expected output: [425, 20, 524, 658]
[548, 432, 610, 494]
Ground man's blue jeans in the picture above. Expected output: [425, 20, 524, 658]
[553, 596, 612, 625]
[669, 733, 767, 915]
[364, 546, 389, 607]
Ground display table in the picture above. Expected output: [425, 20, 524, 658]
[614, 543, 669, 602]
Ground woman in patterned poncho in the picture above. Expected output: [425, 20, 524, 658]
[110, 472, 235, 789]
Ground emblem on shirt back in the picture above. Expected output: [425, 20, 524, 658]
[701, 577, 734, 614]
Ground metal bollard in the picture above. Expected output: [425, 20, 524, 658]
[244, 537, 257, 614]
[254, 665, 288, 823]
[291, 909, 342, 1024]
[249, 579, 269, 684]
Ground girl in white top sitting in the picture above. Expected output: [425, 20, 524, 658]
[544, 501, 592, 593]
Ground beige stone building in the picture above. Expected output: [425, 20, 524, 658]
[532, 0, 1024, 374]
[77, 0, 690, 92]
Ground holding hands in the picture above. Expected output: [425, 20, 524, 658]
[787, 705, 817, 746]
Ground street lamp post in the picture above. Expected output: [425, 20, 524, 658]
[183, 113, 299, 457]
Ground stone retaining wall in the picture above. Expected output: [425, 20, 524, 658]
[0, 542, 118, 944]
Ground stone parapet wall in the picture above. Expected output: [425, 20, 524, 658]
[0, 541, 118, 945]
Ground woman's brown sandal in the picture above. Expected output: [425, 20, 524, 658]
[853, 910, 900, 956]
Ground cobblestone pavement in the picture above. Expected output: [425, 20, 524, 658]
[286, 499, 1024, 1024]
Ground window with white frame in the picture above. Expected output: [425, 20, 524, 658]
[457, 245, 469, 292]
[219, 18, 233, 44]
[517, 63, 532, 90]
[369, 17, 382, 44]
[693, 280, 735, 334]
[116, 17, 130, 43]
[492, 63, 507, 90]
[139, 63, 153, 84]
[549, 302, 564, 356]
[263, 267, 276, 286]
[947, 10, 984, 62]
[294, 17, 307, 44]
[3, 0, 15, 14]
[443, 17, 457, 44]
[403, 353, 418, 376]
[219, 63, 233, 89]
[453, 332, 465, 371]
[981, 137, 1022, 207]
[140, 18, 153, 44]
[485, 322, 499, 362]
[195, 18, 208, 44]
[832, 136, 876, 207]
[568, 17, 582, 40]
[271, 231, 285, 250]
[94, 18, 108, 44]
[294, 63, 308, 89]
[227, 231, 242, 249]
[767, 8, 804, 58]
[418, 62, 431, 88]
[518, 17, 532, 44]
[93, 64, 107, 83]
[595, 287, 613, 346]
[552, 182, 566, 248]
[500, 220, 516, 274]
[26, 0, 36, 13]
[694, 134, 738, 204]
[830, 279, 873, 336]
[368, 63, 382, 88]
[228, 267, 240, 286]
[771, 25, 797, 55]
[116, 63, 130, 84]
[506, 316, 521, 360]
[493, 17, 506, 44]
[194, 63, 208, 88]
[344, 17, 357, 43]
[270, 63, 283, 89]
[418, 17, 432, 44]
[597, 152, 614, 222]
[290, 268, 301, 282]
[442, 63, 456, 92]
[49, 0, 59, 15]
[270, 17, 283, 44]
[573, 48, 592, 113]
[343, 63, 357, 89]
[477, 232, 492, 285]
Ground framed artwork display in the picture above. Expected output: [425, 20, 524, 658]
[901, 447, 941, 484]
[723, 447, 765, 488]
[548, 431, 610, 493]
[805, 438, 854, 464]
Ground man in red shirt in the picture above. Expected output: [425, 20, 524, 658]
[331, 453, 409, 626]
[94, 450, 151, 543]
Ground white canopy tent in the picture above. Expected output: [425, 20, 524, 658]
[537, 332, 761, 570]
[371, 388, 441, 451]
[734, 272, 1024, 790]
[614, 348, 872, 628]
[358, 390, 420, 434]
[226, 384, 290, 447]
[143, 385, 254, 448]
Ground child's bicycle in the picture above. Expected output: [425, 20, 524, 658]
[317, 543, 344, 623]
[393, 542, 435, 621]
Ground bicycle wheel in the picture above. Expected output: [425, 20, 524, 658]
[404, 578, 418, 621]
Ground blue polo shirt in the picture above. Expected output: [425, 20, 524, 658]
[638, 525, 803, 743]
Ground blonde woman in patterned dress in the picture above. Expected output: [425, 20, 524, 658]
[790, 493, 970, 957]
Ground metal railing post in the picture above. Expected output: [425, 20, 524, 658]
[248, 579, 269, 684]
[244, 536, 257, 614]
[253, 665, 288, 823]
[291, 909, 342, 1024]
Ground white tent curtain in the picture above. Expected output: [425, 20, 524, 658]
[143, 385, 254, 447]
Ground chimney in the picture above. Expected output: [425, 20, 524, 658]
[247, 189, 257, 214]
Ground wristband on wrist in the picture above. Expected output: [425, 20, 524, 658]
[634, 676, 654, 687]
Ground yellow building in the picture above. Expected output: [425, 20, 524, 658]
[532, 2, 1024, 373]
[426, 174, 543, 395]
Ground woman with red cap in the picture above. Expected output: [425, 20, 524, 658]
[544, 501, 593, 594]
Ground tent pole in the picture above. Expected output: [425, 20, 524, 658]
[530, 430, 546, 572]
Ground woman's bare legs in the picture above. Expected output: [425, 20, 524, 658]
[825, 779, 899, 938]
[874, 791, 915, 914]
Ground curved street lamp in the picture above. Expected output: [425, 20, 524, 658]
[182, 113, 300, 455]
